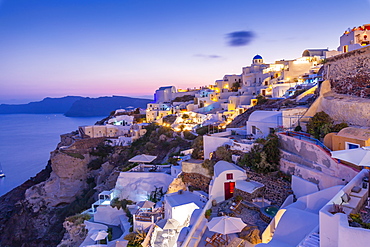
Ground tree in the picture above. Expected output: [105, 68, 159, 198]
[231, 80, 241, 92]
[191, 136, 204, 159]
[256, 94, 268, 105]
[306, 111, 333, 139]
[238, 134, 280, 173]
[214, 146, 232, 162]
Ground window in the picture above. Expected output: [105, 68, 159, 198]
[252, 126, 257, 135]
[226, 173, 233, 180]
[346, 142, 360, 150]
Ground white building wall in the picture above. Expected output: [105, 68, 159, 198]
[169, 203, 199, 226]
[114, 172, 174, 202]
[203, 134, 233, 160]
[209, 168, 247, 203]
[246, 112, 282, 138]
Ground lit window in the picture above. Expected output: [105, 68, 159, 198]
[226, 173, 233, 180]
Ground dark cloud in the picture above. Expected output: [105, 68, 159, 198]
[226, 31, 255, 47]
[194, 54, 222, 59]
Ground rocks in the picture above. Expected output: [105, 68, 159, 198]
[0, 134, 119, 247]
[243, 170, 291, 207]
[182, 172, 211, 193]
[25, 150, 93, 208]
[57, 221, 87, 247]
[239, 226, 262, 244]
[167, 177, 187, 194]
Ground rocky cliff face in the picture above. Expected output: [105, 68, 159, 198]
[0, 136, 118, 247]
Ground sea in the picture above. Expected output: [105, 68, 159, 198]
[0, 114, 103, 196]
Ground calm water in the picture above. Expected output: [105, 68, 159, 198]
[0, 114, 102, 196]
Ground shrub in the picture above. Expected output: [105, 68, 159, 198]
[306, 111, 333, 139]
[214, 146, 232, 162]
[90, 143, 114, 158]
[66, 213, 91, 225]
[191, 136, 204, 159]
[238, 134, 280, 174]
[205, 209, 212, 218]
[256, 94, 268, 105]
[183, 131, 197, 140]
[202, 159, 216, 176]
[110, 198, 134, 211]
[62, 151, 85, 159]
[332, 122, 349, 132]
[87, 158, 104, 170]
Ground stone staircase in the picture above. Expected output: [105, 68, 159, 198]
[298, 232, 320, 247]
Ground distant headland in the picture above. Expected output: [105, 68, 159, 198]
[0, 96, 152, 117]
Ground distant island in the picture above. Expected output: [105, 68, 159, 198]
[0, 96, 152, 117]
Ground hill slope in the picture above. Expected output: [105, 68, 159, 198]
[64, 96, 152, 117]
[0, 96, 83, 114]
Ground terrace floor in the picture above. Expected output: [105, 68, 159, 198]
[197, 199, 268, 247]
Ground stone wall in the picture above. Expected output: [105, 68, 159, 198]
[323, 46, 370, 98]
[278, 133, 358, 189]
[244, 170, 292, 206]
[182, 159, 211, 178]
[234, 187, 265, 202]
[182, 173, 211, 193]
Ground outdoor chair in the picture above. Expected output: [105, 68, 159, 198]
[230, 201, 242, 214]
[213, 233, 227, 245]
[205, 237, 219, 247]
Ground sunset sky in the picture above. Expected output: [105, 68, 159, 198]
[0, 0, 369, 103]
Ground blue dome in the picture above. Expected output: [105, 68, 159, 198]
[253, 54, 263, 60]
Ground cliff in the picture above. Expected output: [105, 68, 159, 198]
[0, 124, 192, 246]
[0, 135, 119, 247]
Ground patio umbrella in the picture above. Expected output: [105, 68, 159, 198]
[128, 154, 157, 163]
[331, 146, 370, 167]
[156, 218, 180, 230]
[137, 200, 155, 209]
[207, 216, 247, 243]
[90, 230, 108, 241]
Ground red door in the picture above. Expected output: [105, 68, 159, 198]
[224, 182, 235, 200]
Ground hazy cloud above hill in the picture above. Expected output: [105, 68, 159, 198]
[194, 54, 222, 59]
[226, 31, 255, 46]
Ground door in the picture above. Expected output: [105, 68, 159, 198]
[224, 182, 235, 200]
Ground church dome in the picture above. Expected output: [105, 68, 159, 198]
[253, 54, 263, 60]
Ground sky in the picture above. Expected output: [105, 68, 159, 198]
[0, 0, 369, 104]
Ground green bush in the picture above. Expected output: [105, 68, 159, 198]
[214, 146, 232, 162]
[205, 209, 212, 218]
[90, 143, 114, 158]
[66, 213, 91, 225]
[202, 159, 216, 176]
[256, 94, 268, 105]
[183, 131, 197, 140]
[306, 111, 333, 139]
[239, 134, 280, 174]
[62, 151, 85, 159]
[191, 136, 204, 159]
[196, 126, 209, 136]
[332, 122, 349, 132]
[87, 158, 104, 170]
